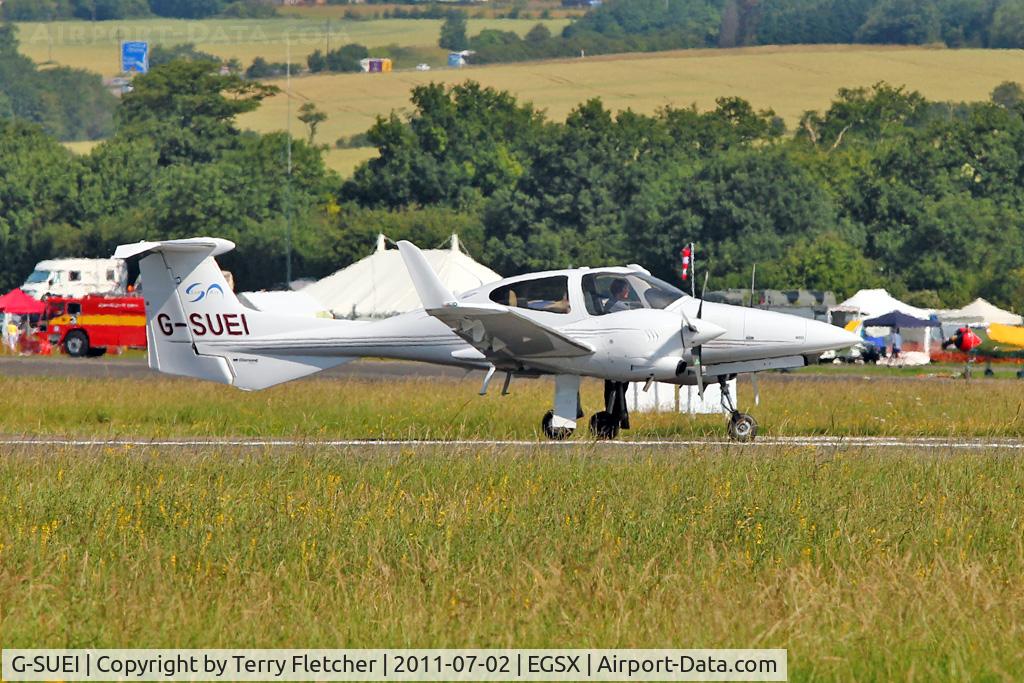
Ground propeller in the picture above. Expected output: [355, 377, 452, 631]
[678, 272, 716, 398]
[695, 271, 709, 397]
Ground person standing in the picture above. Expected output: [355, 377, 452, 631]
[890, 326, 902, 359]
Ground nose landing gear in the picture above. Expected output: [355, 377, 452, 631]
[719, 376, 758, 442]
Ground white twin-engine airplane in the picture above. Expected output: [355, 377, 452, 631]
[114, 237, 859, 442]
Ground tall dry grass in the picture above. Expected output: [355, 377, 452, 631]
[2, 444, 1023, 681]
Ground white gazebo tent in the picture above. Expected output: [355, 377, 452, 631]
[938, 298, 1023, 326]
[304, 234, 502, 319]
[832, 288, 936, 355]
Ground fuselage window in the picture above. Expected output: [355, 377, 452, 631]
[489, 276, 571, 314]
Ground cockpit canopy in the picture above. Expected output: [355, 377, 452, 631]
[489, 276, 571, 314]
[581, 272, 685, 315]
[487, 271, 685, 316]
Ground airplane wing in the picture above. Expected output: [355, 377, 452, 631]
[397, 241, 593, 360]
[433, 303, 593, 359]
[989, 323, 1024, 349]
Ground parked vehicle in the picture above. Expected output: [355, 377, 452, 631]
[38, 295, 146, 357]
[21, 258, 127, 299]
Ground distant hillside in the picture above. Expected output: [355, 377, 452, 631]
[468, 0, 1024, 63]
[241, 45, 1024, 149]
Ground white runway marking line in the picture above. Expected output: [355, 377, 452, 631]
[1, 437, 1023, 449]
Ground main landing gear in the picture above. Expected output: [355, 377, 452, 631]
[589, 380, 630, 440]
[537, 375, 758, 442]
[540, 376, 631, 440]
[719, 376, 757, 442]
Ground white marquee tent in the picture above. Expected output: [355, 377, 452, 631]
[835, 288, 933, 320]
[938, 298, 1023, 326]
[304, 234, 502, 319]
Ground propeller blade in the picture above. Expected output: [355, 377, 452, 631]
[679, 308, 698, 333]
[694, 345, 704, 397]
[697, 271, 709, 319]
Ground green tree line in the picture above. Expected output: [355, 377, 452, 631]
[4, 60, 1024, 310]
[0, 24, 115, 140]
[0, 58, 336, 292]
[0, 0, 275, 21]
[341, 80, 1024, 308]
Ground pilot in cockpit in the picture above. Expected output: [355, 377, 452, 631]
[603, 278, 633, 314]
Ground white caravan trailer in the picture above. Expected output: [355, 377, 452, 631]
[21, 258, 128, 299]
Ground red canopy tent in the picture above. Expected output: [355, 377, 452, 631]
[0, 289, 46, 315]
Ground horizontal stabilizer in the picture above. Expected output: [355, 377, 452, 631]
[113, 237, 236, 260]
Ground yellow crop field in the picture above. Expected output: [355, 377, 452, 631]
[15, 17, 570, 79]
[323, 146, 379, 177]
[241, 45, 1024, 154]
[62, 140, 102, 156]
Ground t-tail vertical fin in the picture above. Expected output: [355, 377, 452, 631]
[114, 238, 353, 390]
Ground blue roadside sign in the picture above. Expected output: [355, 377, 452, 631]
[121, 41, 149, 74]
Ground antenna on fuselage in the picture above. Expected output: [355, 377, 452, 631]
[750, 263, 757, 307]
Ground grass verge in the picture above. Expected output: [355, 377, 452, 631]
[2, 372, 1023, 439]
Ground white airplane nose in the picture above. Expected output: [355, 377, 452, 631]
[803, 319, 861, 353]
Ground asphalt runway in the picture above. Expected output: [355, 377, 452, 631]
[0, 355, 472, 380]
[1, 436, 1021, 450]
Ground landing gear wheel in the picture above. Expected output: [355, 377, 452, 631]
[728, 413, 758, 442]
[589, 411, 620, 440]
[542, 410, 574, 441]
[64, 331, 89, 358]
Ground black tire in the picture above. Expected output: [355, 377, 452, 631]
[541, 410, 574, 441]
[727, 413, 758, 443]
[589, 411, 620, 440]
[64, 331, 89, 358]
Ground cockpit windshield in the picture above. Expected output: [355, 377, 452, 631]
[24, 270, 50, 285]
[582, 272, 685, 316]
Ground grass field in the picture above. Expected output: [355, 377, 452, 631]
[2, 370, 1024, 439]
[3, 442, 1024, 680]
[3, 371, 1024, 679]
[240, 45, 1024, 154]
[16, 17, 570, 79]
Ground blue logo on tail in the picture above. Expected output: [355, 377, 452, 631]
[185, 282, 225, 303]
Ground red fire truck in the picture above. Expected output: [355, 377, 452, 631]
[38, 295, 146, 357]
